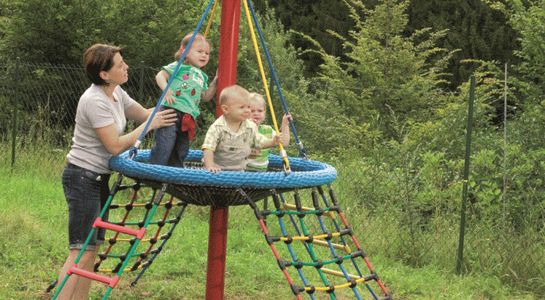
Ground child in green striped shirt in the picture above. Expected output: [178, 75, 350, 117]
[246, 93, 291, 171]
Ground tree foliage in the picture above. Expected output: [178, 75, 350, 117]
[296, 0, 454, 151]
[255, 0, 519, 89]
[0, 0, 206, 68]
[406, 0, 519, 88]
[506, 0, 545, 98]
[252, 0, 358, 76]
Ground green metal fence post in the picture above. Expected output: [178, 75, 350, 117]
[11, 107, 17, 168]
[456, 75, 476, 274]
[10, 58, 21, 169]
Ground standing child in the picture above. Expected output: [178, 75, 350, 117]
[246, 92, 291, 171]
[202, 85, 279, 172]
[150, 32, 218, 167]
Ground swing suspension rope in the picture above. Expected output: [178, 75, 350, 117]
[244, 0, 307, 159]
[203, 0, 218, 38]
[243, 0, 290, 172]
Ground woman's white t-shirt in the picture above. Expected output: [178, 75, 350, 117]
[67, 84, 137, 174]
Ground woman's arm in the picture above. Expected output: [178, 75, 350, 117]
[96, 108, 177, 155]
[125, 102, 150, 124]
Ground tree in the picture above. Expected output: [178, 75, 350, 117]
[406, 0, 519, 88]
[255, 0, 519, 91]
[0, 0, 206, 67]
[505, 0, 545, 98]
[253, 0, 357, 76]
[0, 0, 313, 149]
[295, 0, 454, 152]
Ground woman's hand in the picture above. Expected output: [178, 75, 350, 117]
[149, 109, 177, 130]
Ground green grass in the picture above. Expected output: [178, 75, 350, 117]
[0, 146, 540, 299]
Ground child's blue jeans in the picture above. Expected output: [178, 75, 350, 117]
[150, 107, 189, 167]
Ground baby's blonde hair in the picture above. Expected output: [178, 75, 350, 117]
[248, 92, 267, 109]
[175, 33, 209, 60]
[220, 85, 250, 106]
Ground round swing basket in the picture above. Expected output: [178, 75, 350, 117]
[109, 149, 337, 206]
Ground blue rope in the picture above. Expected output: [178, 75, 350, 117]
[279, 192, 331, 299]
[315, 209, 362, 299]
[318, 186, 379, 300]
[318, 187, 365, 278]
[128, 0, 215, 159]
[246, 0, 307, 159]
[275, 205, 316, 300]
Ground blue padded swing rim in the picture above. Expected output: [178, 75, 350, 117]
[110, 150, 336, 189]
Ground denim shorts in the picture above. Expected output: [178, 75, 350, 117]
[62, 163, 111, 251]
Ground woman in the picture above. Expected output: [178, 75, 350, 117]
[56, 43, 177, 299]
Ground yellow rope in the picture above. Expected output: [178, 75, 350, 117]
[321, 268, 360, 280]
[279, 231, 342, 242]
[203, 0, 218, 38]
[304, 275, 370, 292]
[242, 0, 291, 172]
[283, 203, 336, 218]
[311, 239, 352, 253]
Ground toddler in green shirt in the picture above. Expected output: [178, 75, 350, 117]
[246, 92, 291, 171]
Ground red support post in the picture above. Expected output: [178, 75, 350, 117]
[214, 0, 240, 117]
[205, 1, 240, 299]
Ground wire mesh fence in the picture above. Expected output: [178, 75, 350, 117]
[0, 60, 543, 297]
[0, 60, 163, 159]
[333, 155, 545, 296]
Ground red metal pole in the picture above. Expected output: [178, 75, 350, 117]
[214, 0, 240, 118]
[206, 0, 240, 299]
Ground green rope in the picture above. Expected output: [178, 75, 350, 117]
[102, 183, 168, 299]
[294, 190, 336, 300]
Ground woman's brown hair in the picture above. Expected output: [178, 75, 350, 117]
[83, 44, 123, 85]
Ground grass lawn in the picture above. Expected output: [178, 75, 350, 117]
[0, 149, 538, 299]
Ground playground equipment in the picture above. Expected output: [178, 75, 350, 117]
[50, 0, 390, 299]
